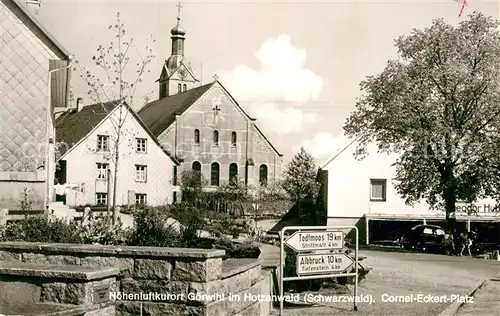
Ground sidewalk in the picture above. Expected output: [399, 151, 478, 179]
[456, 278, 500, 316]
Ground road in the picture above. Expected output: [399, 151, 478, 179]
[274, 250, 499, 316]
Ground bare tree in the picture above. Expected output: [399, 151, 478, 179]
[74, 12, 155, 224]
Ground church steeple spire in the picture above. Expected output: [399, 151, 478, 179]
[158, 2, 198, 99]
[170, 2, 186, 56]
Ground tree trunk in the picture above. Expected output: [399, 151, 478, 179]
[443, 187, 457, 253]
[112, 138, 120, 225]
[107, 168, 112, 220]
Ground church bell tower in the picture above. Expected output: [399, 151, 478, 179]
[158, 2, 199, 99]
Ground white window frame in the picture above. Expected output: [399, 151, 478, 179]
[96, 193, 107, 205]
[136, 138, 147, 153]
[97, 135, 109, 152]
[135, 193, 147, 205]
[96, 163, 108, 180]
[370, 179, 387, 201]
[135, 165, 147, 182]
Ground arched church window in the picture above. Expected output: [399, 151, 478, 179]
[211, 162, 220, 186]
[194, 129, 200, 144]
[213, 130, 219, 146]
[183, 84, 187, 92]
[229, 163, 238, 185]
[192, 161, 202, 184]
[231, 132, 237, 147]
[178, 83, 182, 93]
[259, 164, 268, 186]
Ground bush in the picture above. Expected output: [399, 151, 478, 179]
[195, 237, 261, 259]
[213, 238, 261, 259]
[127, 207, 184, 247]
[77, 217, 130, 245]
[283, 247, 322, 292]
[0, 216, 81, 243]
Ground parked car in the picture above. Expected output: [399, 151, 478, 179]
[398, 224, 452, 254]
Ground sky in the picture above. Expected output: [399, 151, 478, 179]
[23, 0, 499, 166]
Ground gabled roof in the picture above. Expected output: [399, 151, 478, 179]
[320, 137, 358, 169]
[138, 83, 214, 137]
[56, 101, 180, 164]
[216, 81, 283, 157]
[6, 0, 70, 59]
[138, 80, 283, 157]
[56, 101, 116, 155]
[158, 61, 199, 82]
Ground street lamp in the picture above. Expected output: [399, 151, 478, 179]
[45, 55, 73, 214]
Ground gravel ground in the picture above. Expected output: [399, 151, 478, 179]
[271, 250, 499, 316]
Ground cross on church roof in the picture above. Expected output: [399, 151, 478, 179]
[213, 74, 218, 81]
[176, 2, 183, 19]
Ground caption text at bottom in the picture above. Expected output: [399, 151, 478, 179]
[109, 292, 474, 304]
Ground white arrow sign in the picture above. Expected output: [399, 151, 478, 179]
[285, 231, 344, 252]
[296, 253, 354, 276]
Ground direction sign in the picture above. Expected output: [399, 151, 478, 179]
[285, 231, 344, 252]
[296, 253, 354, 276]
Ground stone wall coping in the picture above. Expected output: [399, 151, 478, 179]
[0, 260, 119, 280]
[0, 242, 226, 259]
[221, 258, 262, 279]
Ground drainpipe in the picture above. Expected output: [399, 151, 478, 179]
[45, 56, 73, 214]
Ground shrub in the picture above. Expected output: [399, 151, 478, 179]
[77, 217, 130, 245]
[127, 207, 182, 247]
[216, 239, 261, 259]
[198, 237, 261, 259]
[283, 247, 322, 292]
[1, 216, 81, 243]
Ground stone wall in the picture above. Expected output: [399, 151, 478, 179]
[0, 242, 273, 316]
[0, 260, 118, 315]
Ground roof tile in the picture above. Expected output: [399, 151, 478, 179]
[138, 83, 214, 137]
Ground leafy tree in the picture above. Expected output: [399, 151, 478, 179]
[179, 170, 207, 204]
[74, 13, 156, 223]
[252, 180, 293, 216]
[343, 12, 500, 237]
[281, 147, 321, 224]
[282, 147, 321, 202]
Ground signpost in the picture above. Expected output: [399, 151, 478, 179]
[279, 226, 359, 315]
[285, 230, 344, 252]
[296, 253, 354, 276]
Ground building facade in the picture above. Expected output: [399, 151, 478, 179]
[55, 102, 179, 207]
[320, 140, 500, 244]
[138, 13, 283, 200]
[0, 0, 71, 210]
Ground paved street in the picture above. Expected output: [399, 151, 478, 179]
[274, 250, 499, 315]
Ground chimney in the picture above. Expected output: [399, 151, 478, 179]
[76, 98, 83, 112]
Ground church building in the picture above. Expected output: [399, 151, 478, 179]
[137, 9, 283, 201]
